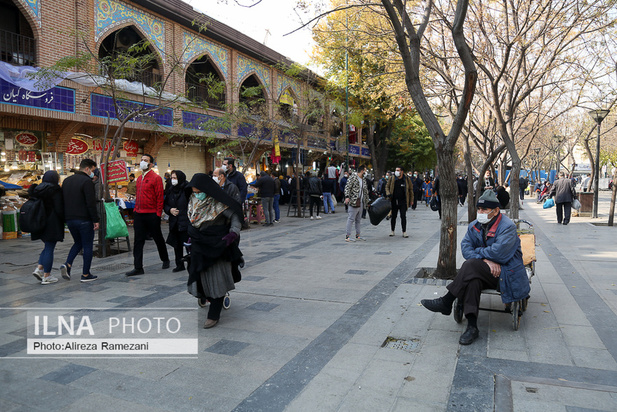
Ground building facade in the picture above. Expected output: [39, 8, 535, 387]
[0, 0, 370, 184]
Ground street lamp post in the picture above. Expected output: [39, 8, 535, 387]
[588, 109, 610, 219]
[533, 148, 541, 182]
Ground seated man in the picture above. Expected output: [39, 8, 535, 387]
[421, 189, 530, 345]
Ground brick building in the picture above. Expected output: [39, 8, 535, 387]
[0, 0, 370, 182]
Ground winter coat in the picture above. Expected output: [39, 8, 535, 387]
[164, 181, 191, 233]
[135, 170, 164, 216]
[252, 175, 275, 197]
[422, 181, 433, 198]
[385, 174, 414, 206]
[62, 171, 99, 223]
[461, 213, 529, 304]
[227, 169, 248, 202]
[550, 177, 576, 204]
[29, 182, 64, 242]
[305, 176, 323, 196]
[322, 177, 336, 194]
[344, 173, 370, 209]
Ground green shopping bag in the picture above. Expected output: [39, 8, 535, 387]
[104, 201, 129, 239]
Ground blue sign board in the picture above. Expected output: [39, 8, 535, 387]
[361, 147, 370, 157]
[349, 145, 360, 155]
[182, 111, 230, 134]
[91, 94, 173, 127]
[1, 78, 75, 113]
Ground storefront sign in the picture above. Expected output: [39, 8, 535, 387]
[123, 140, 139, 156]
[66, 138, 89, 155]
[1, 78, 76, 113]
[92, 140, 115, 153]
[361, 147, 370, 157]
[100, 160, 129, 184]
[349, 145, 360, 155]
[15, 133, 38, 146]
[91, 94, 173, 127]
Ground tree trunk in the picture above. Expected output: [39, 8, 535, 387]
[463, 134, 476, 222]
[434, 146, 458, 279]
[368, 120, 391, 186]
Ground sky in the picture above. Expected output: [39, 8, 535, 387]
[186, 0, 320, 71]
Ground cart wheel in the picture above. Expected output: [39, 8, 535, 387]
[453, 298, 464, 323]
[511, 301, 521, 331]
[223, 293, 231, 310]
[198, 297, 208, 308]
[522, 296, 529, 312]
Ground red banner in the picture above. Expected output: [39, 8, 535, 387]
[15, 133, 38, 146]
[100, 160, 129, 183]
[66, 138, 89, 155]
[123, 140, 139, 156]
[92, 140, 115, 153]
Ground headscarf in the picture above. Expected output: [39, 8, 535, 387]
[166, 170, 187, 195]
[42, 170, 60, 185]
[187, 173, 243, 227]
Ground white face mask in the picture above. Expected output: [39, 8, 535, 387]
[477, 212, 492, 224]
[140, 161, 149, 170]
[213, 176, 220, 185]
[221, 165, 228, 172]
[395, 171, 401, 177]
[171, 178, 178, 186]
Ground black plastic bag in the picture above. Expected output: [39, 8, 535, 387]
[368, 197, 392, 226]
[430, 196, 440, 211]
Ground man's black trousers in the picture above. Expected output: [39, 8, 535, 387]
[446, 258, 499, 317]
[390, 198, 407, 232]
[133, 212, 169, 269]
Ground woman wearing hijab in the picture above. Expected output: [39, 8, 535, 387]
[187, 173, 244, 329]
[164, 170, 191, 272]
[30, 170, 64, 285]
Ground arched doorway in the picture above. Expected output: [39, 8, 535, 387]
[98, 26, 162, 87]
[0, 0, 36, 66]
[185, 55, 226, 111]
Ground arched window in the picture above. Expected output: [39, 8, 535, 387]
[0, 0, 36, 66]
[239, 74, 266, 115]
[185, 55, 226, 111]
[98, 26, 161, 87]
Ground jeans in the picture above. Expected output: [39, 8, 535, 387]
[273, 194, 280, 221]
[261, 196, 274, 224]
[38, 241, 57, 273]
[133, 212, 169, 269]
[322, 192, 335, 213]
[66, 219, 95, 275]
[346, 206, 362, 237]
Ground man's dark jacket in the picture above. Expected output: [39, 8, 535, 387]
[62, 171, 99, 223]
[253, 175, 275, 197]
[227, 169, 248, 202]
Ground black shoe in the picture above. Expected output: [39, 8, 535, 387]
[172, 265, 185, 273]
[125, 268, 144, 277]
[563, 222, 568, 225]
[421, 297, 452, 315]
[459, 326, 479, 345]
[162, 261, 170, 269]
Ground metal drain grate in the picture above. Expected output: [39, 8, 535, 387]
[93, 262, 133, 272]
[381, 337, 420, 352]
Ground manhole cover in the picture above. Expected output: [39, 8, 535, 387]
[94, 263, 133, 272]
[381, 337, 420, 352]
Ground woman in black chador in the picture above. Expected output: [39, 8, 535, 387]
[164, 170, 191, 272]
[186, 173, 243, 329]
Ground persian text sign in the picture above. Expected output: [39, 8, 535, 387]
[92, 140, 115, 153]
[66, 138, 89, 155]
[1, 78, 75, 113]
[15, 132, 38, 146]
[123, 140, 139, 156]
[100, 160, 128, 183]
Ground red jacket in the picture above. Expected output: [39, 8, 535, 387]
[135, 170, 164, 216]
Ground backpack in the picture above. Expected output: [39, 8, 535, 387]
[19, 196, 47, 234]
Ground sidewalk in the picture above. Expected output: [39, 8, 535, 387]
[1, 194, 616, 411]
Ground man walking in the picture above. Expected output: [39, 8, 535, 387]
[386, 166, 413, 238]
[251, 171, 275, 226]
[305, 171, 323, 220]
[61, 158, 100, 282]
[457, 174, 468, 206]
[223, 157, 248, 226]
[411, 172, 423, 210]
[322, 173, 336, 214]
[339, 171, 349, 212]
[344, 165, 369, 242]
[550, 171, 577, 225]
[213, 167, 240, 204]
[126, 154, 170, 276]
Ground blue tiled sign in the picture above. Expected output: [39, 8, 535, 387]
[91, 94, 173, 127]
[1, 78, 75, 113]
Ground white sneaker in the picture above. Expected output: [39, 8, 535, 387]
[389, 231, 395, 237]
[310, 216, 314, 220]
[32, 267, 43, 281]
[355, 235, 366, 241]
[41, 275, 58, 285]
[345, 236, 355, 242]
[316, 215, 322, 219]
[403, 232, 409, 238]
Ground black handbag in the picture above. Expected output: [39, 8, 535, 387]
[368, 197, 392, 226]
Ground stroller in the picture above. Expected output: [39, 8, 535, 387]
[183, 239, 231, 310]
